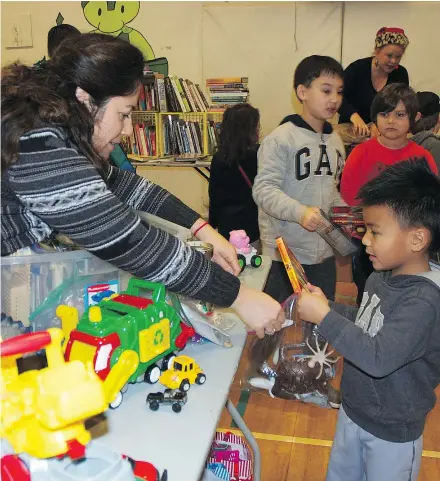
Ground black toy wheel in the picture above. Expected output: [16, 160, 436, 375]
[251, 255, 262, 268]
[149, 400, 160, 411]
[195, 373, 206, 385]
[179, 379, 190, 392]
[237, 254, 246, 273]
[144, 364, 161, 384]
[161, 353, 176, 371]
[172, 403, 182, 413]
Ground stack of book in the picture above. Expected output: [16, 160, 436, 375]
[162, 114, 204, 158]
[205, 77, 249, 110]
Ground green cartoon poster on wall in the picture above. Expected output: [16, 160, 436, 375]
[78, 1, 168, 75]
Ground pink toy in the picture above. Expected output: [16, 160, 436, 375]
[229, 230, 252, 254]
[229, 230, 262, 273]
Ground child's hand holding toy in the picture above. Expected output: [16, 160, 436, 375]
[298, 283, 331, 325]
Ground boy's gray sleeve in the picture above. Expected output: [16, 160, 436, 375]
[328, 301, 358, 322]
[318, 296, 436, 378]
[252, 136, 307, 223]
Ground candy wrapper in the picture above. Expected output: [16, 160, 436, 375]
[329, 205, 365, 240]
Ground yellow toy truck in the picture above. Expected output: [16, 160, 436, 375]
[159, 354, 206, 392]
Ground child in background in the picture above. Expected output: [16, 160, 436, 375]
[298, 159, 440, 481]
[340, 83, 438, 304]
[411, 91, 440, 172]
[253, 55, 346, 303]
[209, 104, 260, 247]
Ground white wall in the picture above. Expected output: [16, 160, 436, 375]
[342, 1, 440, 93]
[2, 1, 439, 213]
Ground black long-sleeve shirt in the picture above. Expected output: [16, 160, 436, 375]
[209, 148, 260, 243]
[338, 56, 409, 124]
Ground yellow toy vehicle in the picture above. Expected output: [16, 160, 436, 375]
[0, 328, 107, 460]
[159, 354, 206, 392]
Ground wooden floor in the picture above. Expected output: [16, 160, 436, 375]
[216, 282, 440, 481]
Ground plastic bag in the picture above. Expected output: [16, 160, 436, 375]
[244, 294, 339, 408]
[316, 209, 359, 257]
[206, 431, 253, 481]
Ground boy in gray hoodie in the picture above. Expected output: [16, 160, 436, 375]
[298, 159, 440, 481]
[253, 55, 346, 304]
[411, 91, 440, 172]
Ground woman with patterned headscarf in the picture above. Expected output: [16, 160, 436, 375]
[338, 27, 410, 137]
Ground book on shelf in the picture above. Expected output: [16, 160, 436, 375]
[205, 77, 250, 109]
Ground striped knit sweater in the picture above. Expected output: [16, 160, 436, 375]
[1, 127, 240, 307]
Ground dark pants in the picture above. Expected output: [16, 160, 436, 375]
[264, 256, 336, 345]
[352, 238, 374, 306]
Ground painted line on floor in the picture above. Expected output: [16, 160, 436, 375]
[231, 390, 251, 429]
[217, 428, 440, 458]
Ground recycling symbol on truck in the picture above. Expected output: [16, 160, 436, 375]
[154, 330, 164, 345]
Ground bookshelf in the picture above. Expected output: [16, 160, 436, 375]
[124, 74, 227, 161]
[124, 111, 159, 159]
[127, 111, 224, 161]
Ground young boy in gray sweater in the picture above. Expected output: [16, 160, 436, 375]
[253, 55, 346, 303]
[298, 159, 440, 481]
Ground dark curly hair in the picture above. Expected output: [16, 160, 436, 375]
[217, 103, 260, 166]
[1, 33, 144, 172]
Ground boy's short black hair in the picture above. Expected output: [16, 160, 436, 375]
[358, 158, 440, 254]
[293, 55, 343, 95]
[411, 91, 440, 134]
[370, 83, 419, 127]
[48, 24, 81, 57]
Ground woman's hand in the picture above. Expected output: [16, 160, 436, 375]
[369, 123, 380, 138]
[300, 206, 321, 232]
[191, 220, 240, 275]
[231, 284, 285, 339]
[298, 283, 331, 325]
[350, 113, 370, 137]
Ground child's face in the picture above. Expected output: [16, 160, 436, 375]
[298, 74, 343, 121]
[362, 205, 424, 276]
[376, 101, 410, 143]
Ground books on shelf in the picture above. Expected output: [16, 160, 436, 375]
[123, 122, 157, 157]
[162, 114, 204, 157]
[207, 119, 221, 153]
[205, 77, 249, 109]
[136, 72, 210, 113]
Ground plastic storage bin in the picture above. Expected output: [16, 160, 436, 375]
[1, 213, 191, 336]
[1, 248, 132, 335]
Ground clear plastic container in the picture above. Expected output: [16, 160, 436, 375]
[1, 214, 192, 335]
[1, 248, 132, 335]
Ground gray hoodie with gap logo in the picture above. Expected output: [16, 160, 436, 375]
[319, 270, 440, 443]
[253, 115, 345, 265]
